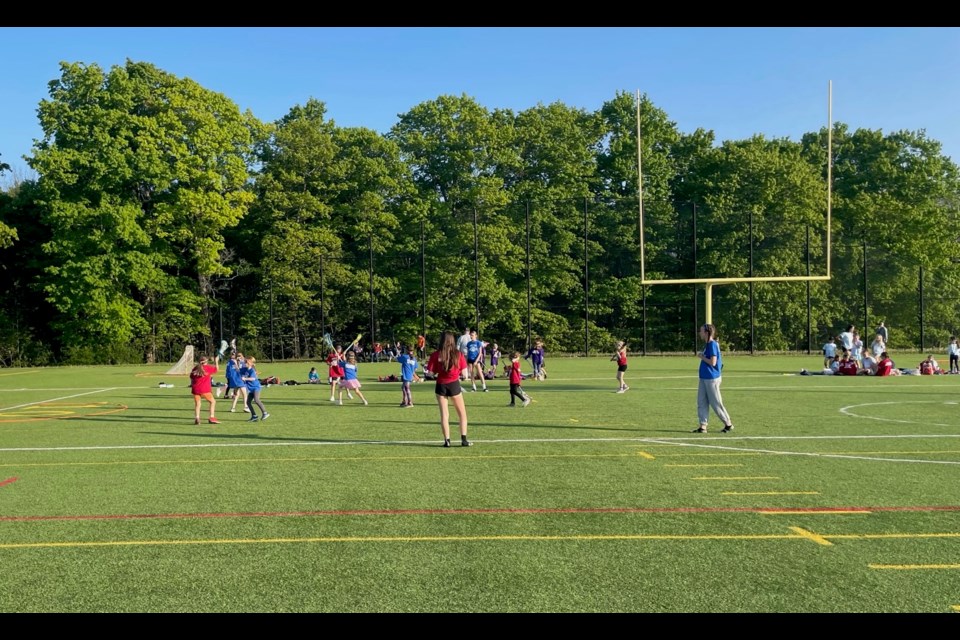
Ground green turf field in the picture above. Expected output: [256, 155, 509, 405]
[1, 355, 959, 612]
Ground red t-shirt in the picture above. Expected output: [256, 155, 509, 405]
[509, 360, 523, 384]
[876, 359, 893, 377]
[326, 352, 345, 378]
[837, 360, 858, 376]
[427, 351, 467, 384]
[617, 350, 627, 366]
[190, 364, 218, 395]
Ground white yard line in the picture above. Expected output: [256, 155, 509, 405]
[4, 433, 960, 456]
[0, 388, 117, 413]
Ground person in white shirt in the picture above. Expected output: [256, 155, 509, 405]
[860, 352, 877, 375]
[822, 337, 837, 368]
[839, 325, 855, 352]
[871, 333, 886, 358]
[456, 328, 472, 380]
[852, 332, 864, 367]
[948, 336, 960, 374]
[875, 321, 889, 345]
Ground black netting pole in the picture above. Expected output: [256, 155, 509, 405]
[584, 196, 589, 357]
[421, 220, 426, 340]
[526, 200, 532, 351]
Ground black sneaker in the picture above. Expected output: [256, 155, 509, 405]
[691, 426, 707, 433]
[443, 439, 451, 448]
[721, 424, 734, 433]
[461, 438, 473, 447]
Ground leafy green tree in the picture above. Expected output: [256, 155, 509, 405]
[390, 95, 520, 339]
[803, 125, 960, 348]
[680, 135, 827, 350]
[29, 60, 259, 360]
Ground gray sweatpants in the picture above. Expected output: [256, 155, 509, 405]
[697, 377, 731, 427]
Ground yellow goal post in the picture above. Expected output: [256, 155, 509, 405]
[637, 82, 833, 324]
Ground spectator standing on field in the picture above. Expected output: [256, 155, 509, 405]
[839, 325, 855, 353]
[876, 321, 889, 346]
[948, 336, 960, 374]
[822, 337, 837, 369]
[692, 324, 734, 434]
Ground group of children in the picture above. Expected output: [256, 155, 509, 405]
[804, 331, 960, 377]
[188, 335, 630, 424]
[189, 350, 270, 424]
[316, 334, 549, 408]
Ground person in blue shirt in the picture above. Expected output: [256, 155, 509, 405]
[396, 345, 418, 407]
[241, 355, 269, 422]
[465, 330, 488, 392]
[525, 340, 545, 380]
[227, 352, 249, 413]
[337, 350, 368, 406]
[307, 367, 320, 384]
[692, 324, 734, 434]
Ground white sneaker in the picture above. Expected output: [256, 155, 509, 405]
[230, 408, 236, 413]
[347, 392, 354, 399]
[363, 400, 369, 406]
[243, 407, 251, 412]
[337, 399, 343, 405]
[329, 397, 335, 402]
[615, 389, 625, 394]
[522, 398, 531, 407]
[215, 387, 223, 398]
[261, 413, 270, 421]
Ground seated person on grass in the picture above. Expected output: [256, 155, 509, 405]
[835, 352, 859, 376]
[875, 352, 900, 377]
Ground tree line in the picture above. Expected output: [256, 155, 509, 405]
[0, 60, 958, 365]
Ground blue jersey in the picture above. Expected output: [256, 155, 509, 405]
[396, 354, 417, 382]
[699, 340, 722, 380]
[226, 359, 243, 387]
[243, 365, 262, 391]
[308, 370, 319, 381]
[466, 340, 483, 363]
[340, 360, 358, 381]
[526, 347, 543, 366]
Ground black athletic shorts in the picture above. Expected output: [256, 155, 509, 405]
[435, 380, 462, 397]
[617, 364, 628, 372]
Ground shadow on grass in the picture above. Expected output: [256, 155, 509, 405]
[361, 418, 680, 434]
[136, 431, 452, 448]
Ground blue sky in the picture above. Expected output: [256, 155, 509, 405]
[2, 27, 959, 184]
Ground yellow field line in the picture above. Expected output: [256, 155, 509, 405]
[721, 492, 820, 496]
[869, 564, 960, 570]
[0, 453, 640, 468]
[789, 527, 833, 546]
[5, 529, 960, 550]
[0, 532, 810, 550]
[951, 605, 960, 611]
[832, 533, 960, 541]
[636, 451, 655, 460]
[691, 476, 780, 481]
[665, 464, 743, 468]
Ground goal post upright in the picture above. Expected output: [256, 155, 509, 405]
[637, 82, 833, 326]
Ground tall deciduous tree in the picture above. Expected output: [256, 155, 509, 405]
[29, 60, 260, 360]
[390, 94, 520, 337]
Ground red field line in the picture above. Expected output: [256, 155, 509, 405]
[3, 504, 960, 522]
[0, 477, 18, 487]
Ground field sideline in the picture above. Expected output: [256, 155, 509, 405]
[1, 354, 959, 612]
